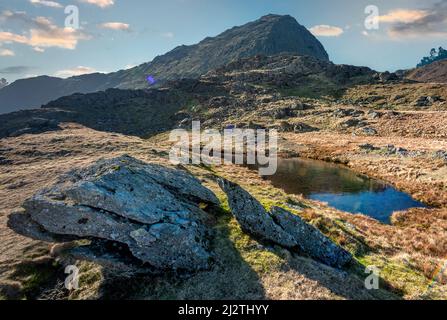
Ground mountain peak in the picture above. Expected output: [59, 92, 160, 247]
[133, 13, 329, 83]
[0, 14, 329, 113]
[259, 13, 294, 21]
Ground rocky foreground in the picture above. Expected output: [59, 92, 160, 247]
[9, 155, 218, 271]
[8, 154, 352, 274]
[0, 51, 446, 300]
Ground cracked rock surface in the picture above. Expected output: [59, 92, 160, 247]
[218, 178, 352, 268]
[8, 155, 219, 271]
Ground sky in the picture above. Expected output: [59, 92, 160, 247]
[0, 0, 446, 83]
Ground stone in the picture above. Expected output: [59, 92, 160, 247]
[333, 108, 364, 118]
[340, 118, 367, 128]
[8, 118, 61, 138]
[274, 121, 318, 133]
[270, 207, 352, 269]
[218, 178, 352, 268]
[376, 71, 400, 82]
[272, 107, 295, 119]
[208, 96, 232, 108]
[367, 110, 382, 119]
[360, 127, 378, 136]
[9, 155, 219, 271]
[415, 96, 432, 107]
[383, 145, 408, 156]
[0, 156, 13, 165]
[293, 122, 319, 133]
[359, 143, 378, 151]
[435, 150, 447, 162]
[217, 178, 296, 248]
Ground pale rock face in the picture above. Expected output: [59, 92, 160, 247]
[9, 155, 218, 271]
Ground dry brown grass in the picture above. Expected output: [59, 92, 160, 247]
[0, 121, 446, 300]
[343, 83, 447, 111]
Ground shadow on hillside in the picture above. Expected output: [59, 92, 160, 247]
[275, 250, 403, 300]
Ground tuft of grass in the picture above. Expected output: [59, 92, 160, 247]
[11, 259, 61, 299]
[357, 255, 431, 298]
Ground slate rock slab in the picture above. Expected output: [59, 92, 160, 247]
[9, 155, 219, 271]
[218, 178, 352, 268]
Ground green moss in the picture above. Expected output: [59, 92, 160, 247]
[357, 255, 431, 298]
[79, 270, 102, 288]
[213, 197, 285, 274]
[13, 260, 61, 299]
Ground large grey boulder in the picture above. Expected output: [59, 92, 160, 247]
[218, 178, 352, 268]
[270, 207, 352, 269]
[9, 155, 219, 271]
[217, 179, 296, 248]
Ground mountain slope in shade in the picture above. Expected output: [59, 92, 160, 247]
[0, 14, 329, 114]
[0, 74, 125, 115]
[406, 59, 447, 83]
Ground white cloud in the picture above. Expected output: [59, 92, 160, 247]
[99, 22, 131, 31]
[378, 9, 429, 24]
[29, 0, 63, 8]
[33, 47, 45, 53]
[0, 48, 15, 56]
[380, 2, 447, 39]
[309, 25, 344, 37]
[55, 66, 100, 78]
[0, 11, 91, 50]
[79, 0, 114, 8]
[0, 31, 28, 44]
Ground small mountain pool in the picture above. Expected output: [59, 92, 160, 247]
[254, 158, 426, 223]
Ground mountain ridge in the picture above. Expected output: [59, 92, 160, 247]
[0, 14, 328, 114]
[0, 54, 378, 139]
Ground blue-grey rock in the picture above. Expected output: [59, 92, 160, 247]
[11, 155, 217, 271]
[270, 206, 352, 269]
[218, 178, 352, 268]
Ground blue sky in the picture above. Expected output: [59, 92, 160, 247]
[0, 0, 446, 82]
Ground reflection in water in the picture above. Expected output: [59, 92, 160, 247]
[255, 158, 426, 223]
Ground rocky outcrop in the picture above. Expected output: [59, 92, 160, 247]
[217, 179, 296, 247]
[274, 121, 319, 133]
[218, 178, 352, 268]
[7, 117, 61, 137]
[358, 127, 378, 136]
[8, 155, 219, 271]
[339, 118, 368, 129]
[333, 108, 365, 118]
[414, 95, 444, 107]
[205, 55, 376, 92]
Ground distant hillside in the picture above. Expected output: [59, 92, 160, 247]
[406, 59, 447, 83]
[0, 14, 329, 114]
[0, 74, 124, 115]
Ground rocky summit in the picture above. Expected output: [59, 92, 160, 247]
[8, 155, 219, 271]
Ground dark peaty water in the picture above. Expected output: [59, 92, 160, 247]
[256, 158, 426, 223]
